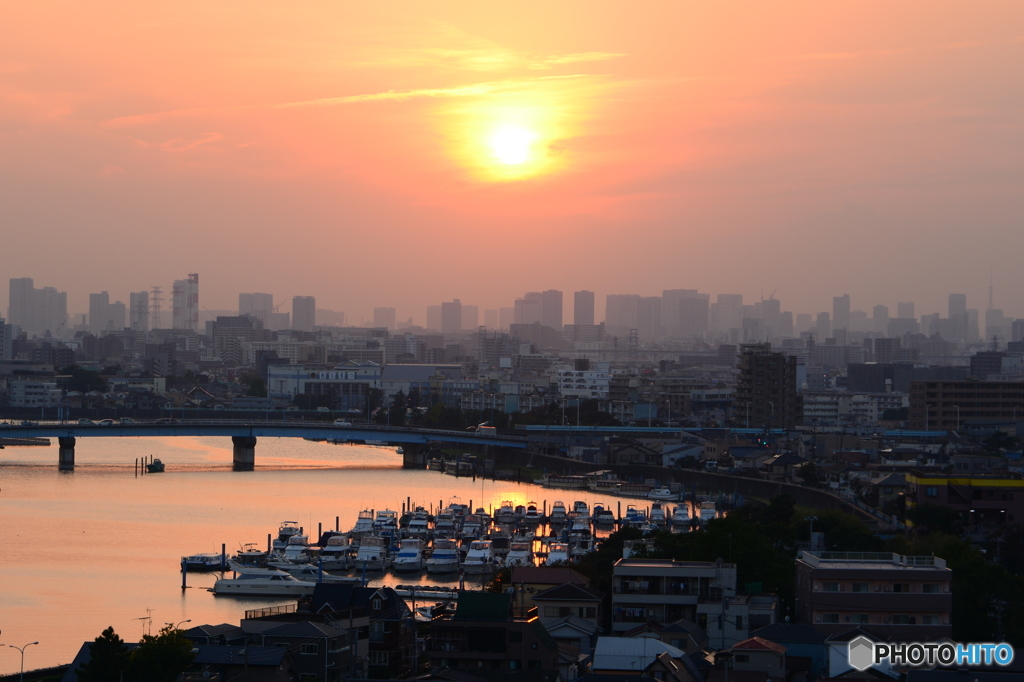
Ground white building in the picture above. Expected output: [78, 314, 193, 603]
[9, 380, 62, 408]
[555, 368, 611, 399]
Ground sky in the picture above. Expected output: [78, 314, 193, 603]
[3, 1, 1024, 324]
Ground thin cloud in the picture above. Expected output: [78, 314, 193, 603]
[529, 52, 626, 69]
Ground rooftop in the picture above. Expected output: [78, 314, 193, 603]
[798, 551, 948, 570]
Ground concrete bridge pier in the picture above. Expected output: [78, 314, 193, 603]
[232, 436, 257, 471]
[402, 444, 428, 469]
[58, 437, 76, 470]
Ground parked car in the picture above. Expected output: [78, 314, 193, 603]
[333, 420, 353, 427]
[78, 418, 95, 425]
[155, 418, 181, 425]
[119, 418, 135, 424]
[97, 419, 114, 426]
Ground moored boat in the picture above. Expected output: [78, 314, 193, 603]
[426, 538, 460, 573]
[212, 568, 316, 596]
[393, 539, 426, 572]
[461, 540, 498, 574]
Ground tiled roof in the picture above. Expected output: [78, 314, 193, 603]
[732, 636, 787, 655]
[533, 582, 604, 602]
[510, 566, 590, 586]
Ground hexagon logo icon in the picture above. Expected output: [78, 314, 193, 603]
[848, 636, 876, 671]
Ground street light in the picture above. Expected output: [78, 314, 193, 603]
[7, 642, 39, 682]
[166, 619, 191, 631]
[805, 516, 818, 543]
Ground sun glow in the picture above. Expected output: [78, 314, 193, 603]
[488, 125, 537, 165]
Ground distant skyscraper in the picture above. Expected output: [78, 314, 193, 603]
[761, 298, 781, 339]
[8, 278, 34, 330]
[716, 294, 744, 333]
[239, 293, 274, 326]
[815, 312, 832, 340]
[130, 291, 149, 332]
[540, 290, 563, 329]
[441, 299, 462, 333]
[872, 305, 889, 334]
[374, 306, 397, 329]
[833, 294, 850, 332]
[0, 316, 11, 360]
[109, 301, 126, 331]
[605, 294, 640, 329]
[498, 307, 514, 330]
[662, 289, 700, 337]
[171, 273, 199, 331]
[897, 301, 915, 320]
[574, 290, 595, 326]
[461, 304, 479, 330]
[484, 309, 499, 329]
[89, 291, 110, 333]
[637, 296, 663, 339]
[678, 295, 710, 337]
[948, 293, 967, 320]
[8, 278, 68, 336]
[292, 296, 316, 331]
[427, 305, 442, 331]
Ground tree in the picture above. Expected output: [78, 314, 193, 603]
[125, 624, 196, 682]
[906, 503, 964, 534]
[77, 626, 130, 682]
[60, 365, 107, 393]
[246, 377, 267, 397]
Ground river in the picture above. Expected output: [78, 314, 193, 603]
[0, 436, 673, 674]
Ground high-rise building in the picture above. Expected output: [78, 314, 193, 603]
[172, 273, 199, 331]
[129, 291, 149, 332]
[872, 305, 890, 334]
[292, 296, 316, 331]
[637, 296, 662, 340]
[661, 289, 699, 338]
[948, 293, 967, 320]
[427, 305, 442, 331]
[605, 294, 640, 330]
[815, 312, 831, 340]
[678, 295, 710, 337]
[734, 344, 801, 429]
[514, 292, 543, 325]
[461, 304, 479, 330]
[832, 294, 850, 332]
[1013, 319, 1024, 343]
[373, 306, 397, 330]
[574, 291, 595, 326]
[8, 278, 34, 330]
[498, 307, 514, 330]
[109, 301, 126, 331]
[483, 309, 499, 329]
[8, 278, 68, 337]
[540, 290, 563, 330]
[897, 301, 915, 320]
[89, 291, 110, 333]
[239, 293, 275, 326]
[441, 299, 462, 333]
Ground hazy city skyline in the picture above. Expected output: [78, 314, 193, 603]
[3, 2, 1023, 322]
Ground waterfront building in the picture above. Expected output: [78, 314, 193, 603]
[794, 551, 952, 640]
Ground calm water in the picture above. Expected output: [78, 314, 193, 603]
[0, 436, 661, 674]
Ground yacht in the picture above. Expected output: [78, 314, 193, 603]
[461, 514, 485, 540]
[623, 505, 647, 528]
[570, 534, 595, 560]
[544, 541, 570, 565]
[407, 510, 431, 538]
[461, 540, 498, 574]
[549, 501, 568, 525]
[393, 539, 426, 572]
[495, 501, 517, 525]
[523, 502, 542, 525]
[282, 535, 313, 564]
[373, 510, 399, 535]
[505, 541, 534, 567]
[700, 501, 717, 524]
[350, 510, 375, 536]
[183, 553, 224, 571]
[426, 538, 460, 573]
[273, 521, 301, 550]
[671, 504, 691, 531]
[592, 503, 616, 527]
[213, 568, 316, 596]
[433, 510, 456, 535]
[319, 535, 353, 570]
[650, 502, 667, 527]
[355, 536, 391, 571]
[232, 543, 269, 568]
[489, 529, 511, 558]
[649, 486, 678, 501]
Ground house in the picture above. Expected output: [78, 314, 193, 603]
[426, 591, 560, 675]
[729, 447, 772, 471]
[824, 627, 896, 679]
[621, 619, 709, 656]
[750, 623, 829, 679]
[644, 650, 705, 682]
[762, 452, 808, 482]
[591, 636, 687, 675]
[510, 566, 591, 612]
[870, 473, 906, 507]
[607, 438, 664, 466]
[188, 646, 295, 682]
[183, 623, 247, 646]
[729, 637, 787, 680]
[697, 594, 778, 648]
[259, 621, 357, 681]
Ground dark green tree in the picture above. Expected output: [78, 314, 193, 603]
[125, 624, 196, 682]
[246, 377, 267, 397]
[906, 503, 964, 534]
[389, 390, 407, 426]
[77, 626, 130, 682]
[60, 365, 107, 393]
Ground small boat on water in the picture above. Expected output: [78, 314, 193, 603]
[649, 486, 677, 501]
[549, 501, 568, 525]
[433, 510, 456, 534]
[233, 543, 269, 567]
[650, 502, 667, 527]
[700, 501, 717, 524]
[426, 538, 460, 574]
[146, 458, 165, 473]
[273, 521, 302, 550]
[592, 503, 616, 526]
[461, 540, 498, 574]
[542, 474, 589, 489]
[350, 510, 374, 536]
[355, 535, 391, 571]
[495, 500, 517, 525]
[616, 482, 655, 498]
[460, 514, 484, 540]
[545, 541, 570, 565]
[183, 553, 224, 571]
[407, 509, 431, 538]
[393, 539, 426, 572]
[212, 569, 316, 596]
[427, 458, 444, 471]
[319, 535, 353, 571]
[373, 510, 399, 535]
[505, 541, 534, 567]
[623, 505, 647, 528]
[281, 535, 314, 564]
[671, 504, 691, 531]
[523, 502, 542, 525]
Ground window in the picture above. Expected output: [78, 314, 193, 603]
[893, 583, 911, 593]
[821, 614, 840, 624]
[300, 643, 319, 655]
[822, 582, 840, 592]
[922, 615, 939, 625]
[852, 583, 869, 593]
[369, 651, 389, 666]
[851, 614, 869, 624]
[735, 616, 743, 631]
[580, 606, 596, 618]
[922, 584, 939, 594]
[509, 660, 520, 670]
[544, 606, 559, 617]
[273, 642, 288, 648]
[893, 615, 916, 625]
[735, 655, 750, 663]
[372, 598, 382, 610]
[926, 486, 938, 497]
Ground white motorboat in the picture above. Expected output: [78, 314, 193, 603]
[282, 535, 314, 564]
[649, 486, 678, 501]
[350, 510, 374, 536]
[505, 541, 534, 567]
[650, 502, 667, 526]
[373, 510, 399, 535]
[407, 509, 431, 538]
[433, 510, 456, 534]
[570, 534, 595, 560]
[549, 501, 568, 525]
[273, 521, 301, 550]
[461, 540, 498, 574]
[671, 504, 691, 531]
[489, 529, 511, 558]
[270, 563, 358, 584]
[523, 502, 542, 525]
[461, 514, 485, 540]
[213, 569, 316, 596]
[183, 553, 224, 571]
[426, 538, 461, 573]
[319, 535, 353, 570]
[495, 500, 517, 525]
[700, 501, 717, 523]
[623, 505, 647, 527]
[592, 503, 616, 526]
[232, 543, 269, 568]
[393, 539, 426, 572]
[355, 535, 391, 571]
[545, 541, 570, 565]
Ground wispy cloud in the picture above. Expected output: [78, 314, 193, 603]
[528, 52, 626, 69]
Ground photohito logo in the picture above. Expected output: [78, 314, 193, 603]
[848, 636, 1015, 671]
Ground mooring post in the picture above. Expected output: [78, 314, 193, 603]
[232, 436, 257, 471]
[58, 436, 76, 470]
[181, 558, 187, 589]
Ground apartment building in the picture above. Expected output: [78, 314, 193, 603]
[908, 380, 1024, 430]
[905, 471, 1024, 527]
[611, 558, 737, 634]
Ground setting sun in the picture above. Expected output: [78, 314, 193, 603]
[488, 125, 537, 165]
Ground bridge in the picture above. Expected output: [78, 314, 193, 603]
[0, 421, 528, 470]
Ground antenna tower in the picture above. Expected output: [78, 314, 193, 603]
[628, 328, 639, 372]
[150, 286, 163, 330]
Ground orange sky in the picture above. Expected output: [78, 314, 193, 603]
[3, 2, 1024, 322]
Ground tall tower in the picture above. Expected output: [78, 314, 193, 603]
[172, 274, 199, 331]
[149, 286, 163, 330]
[130, 291, 150, 332]
[574, 290, 595, 326]
[292, 295, 316, 331]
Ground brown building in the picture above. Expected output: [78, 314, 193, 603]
[905, 471, 1024, 527]
[908, 380, 1024, 430]
[734, 344, 801, 429]
[795, 551, 952, 641]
